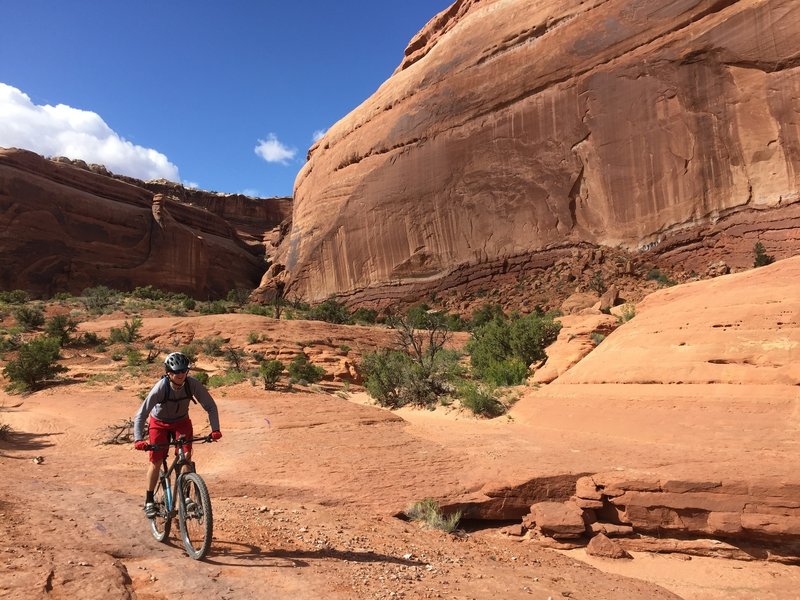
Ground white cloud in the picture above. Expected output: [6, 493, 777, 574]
[0, 82, 180, 182]
[312, 129, 327, 143]
[254, 133, 296, 164]
[240, 188, 260, 198]
[184, 180, 199, 189]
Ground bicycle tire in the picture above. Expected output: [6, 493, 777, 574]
[178, 472, 213, 559]
[150, 471, 172, 542]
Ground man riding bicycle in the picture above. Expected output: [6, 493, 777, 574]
[133, 352, 222, 518]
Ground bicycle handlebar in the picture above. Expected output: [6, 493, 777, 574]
[143, 434, 215, 452]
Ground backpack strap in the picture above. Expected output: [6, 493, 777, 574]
[158, 375, 197, 404]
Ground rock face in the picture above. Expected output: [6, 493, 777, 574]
[0, 148, 278, 298]
[261, 0, 800, 306]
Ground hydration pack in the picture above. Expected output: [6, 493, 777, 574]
[158, 375, 197, 405]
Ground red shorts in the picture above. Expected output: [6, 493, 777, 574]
[147, 416, 193, 464]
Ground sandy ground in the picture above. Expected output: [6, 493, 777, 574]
[1, 379, 798, 600]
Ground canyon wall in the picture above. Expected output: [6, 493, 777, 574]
[259, 0, 800, 306]
[0, 148, 287, 298]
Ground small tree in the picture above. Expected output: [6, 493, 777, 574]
[259, 359, 284, 390]
[3, 336, 67, 391]
[589, 270, 607, 295]
[44, 314, 80, 346]
[109, 317, 143, 343]
[288, 353, 325, 384]
[753, 242, 775, 267]
[13, 305, 45, 331]
[307, 298, 352, 324]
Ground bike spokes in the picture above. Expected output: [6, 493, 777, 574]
[178, 472, 213, 559]
[150, 472, 172, 542]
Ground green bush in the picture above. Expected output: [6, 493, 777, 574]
[287, 353, 326, 384]
[481, 357, 529, 386]
[199, 300, 228, 315]
[44, 314, 80, 346]
[259, 360, 284, 390]
[469, 303, 505, 329]
[468, 312, 560, 384]
[351, 307, 378, 324]
[646, 269, 675, 287]
[193, 370, 209, 385]
[82, 285, 119, 313]
[405, 498, 461, 533]
[0, 290, 30, 304]
[13, 305, 45, 331]
[458, 381, 506, 417]
[207, 370, 248, 388]
[109, 317, 143, 343]
[3, 336, 67, 391]
[126, 349, 144, 367]
[753, 242, 775, 267]
[200, 336, 226, 356]
[307, 298, 352, 324]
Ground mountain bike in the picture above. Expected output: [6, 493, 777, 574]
[145, 433, 215, 560]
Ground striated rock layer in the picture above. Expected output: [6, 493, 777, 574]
[260, 0, 800, 306]
[0, 148, 283, 298]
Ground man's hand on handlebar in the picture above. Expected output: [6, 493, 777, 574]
[134, 440, 148, 451]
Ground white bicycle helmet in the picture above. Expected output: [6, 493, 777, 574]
[164, 352, 190, 373]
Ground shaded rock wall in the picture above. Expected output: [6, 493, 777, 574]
[263, 0, 800, 306]
[0, 148, 270, 298]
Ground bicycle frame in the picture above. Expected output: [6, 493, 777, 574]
[146, 433, 215, 559]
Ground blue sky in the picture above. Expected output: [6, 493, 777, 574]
[0, 1, 453, 198]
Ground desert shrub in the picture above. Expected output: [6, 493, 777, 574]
[259, 360, 284, 390]
[207, 370, 248, 388]
[617, 303, 636, 323]
[405, 498, 461, 533]
[13, 305, 45, 331]
[361, 350, 416, 408]
[0, 290, 30, 304]
[3, 336, 67, 391]
[480, 357, 529, 387]
[44, 314, 80, 346]
[0, 333, 21, 353]
[646, 269, 675, 287]
[200, 336, 226, 357]
[753, 242, 775, 267]
[591, 332, 606, 345]
[131, 285, 168, 300]
[246, 331, 261, 344]
[82, 285, 119, 313]
[589, 270, 607, 294]
[287, 353, 325, 384]
[224, 347, 247, 371]
[0, 422, 10, 440]
[226, 288, 252, 306]
[109, 317, 143, 344]
[126, 349, 144, 367]
[468, 312, 561, 385]
[243, 303, 272, 317]
[80, 331, 103, 346]
[469, 303, 505, 329]
[307, 298, 351, 324]
[458, 381, 506, 417]
[351, 307, 378, 324]
[199, 300, 228, 315]
[193, 370, 209, 385]
[179, 344, 200, 363]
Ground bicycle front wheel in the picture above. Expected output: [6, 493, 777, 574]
[150, 471, 172, 542]
[178, 472, 213, 559]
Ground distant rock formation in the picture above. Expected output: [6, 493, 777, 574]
[257, 0, 800, 307]
[0, 148, 290, 298]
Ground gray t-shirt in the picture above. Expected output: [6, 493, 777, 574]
[133, 376, 220, 441]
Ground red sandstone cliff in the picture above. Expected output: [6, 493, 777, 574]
[0, 148, 289, 298]
[257, 0, 800, 307]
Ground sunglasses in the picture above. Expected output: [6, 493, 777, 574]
[169, 368, 189, 374]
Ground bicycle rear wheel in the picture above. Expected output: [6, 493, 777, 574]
[178, 472, 213, 559]
[150, 471, 172, 542]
